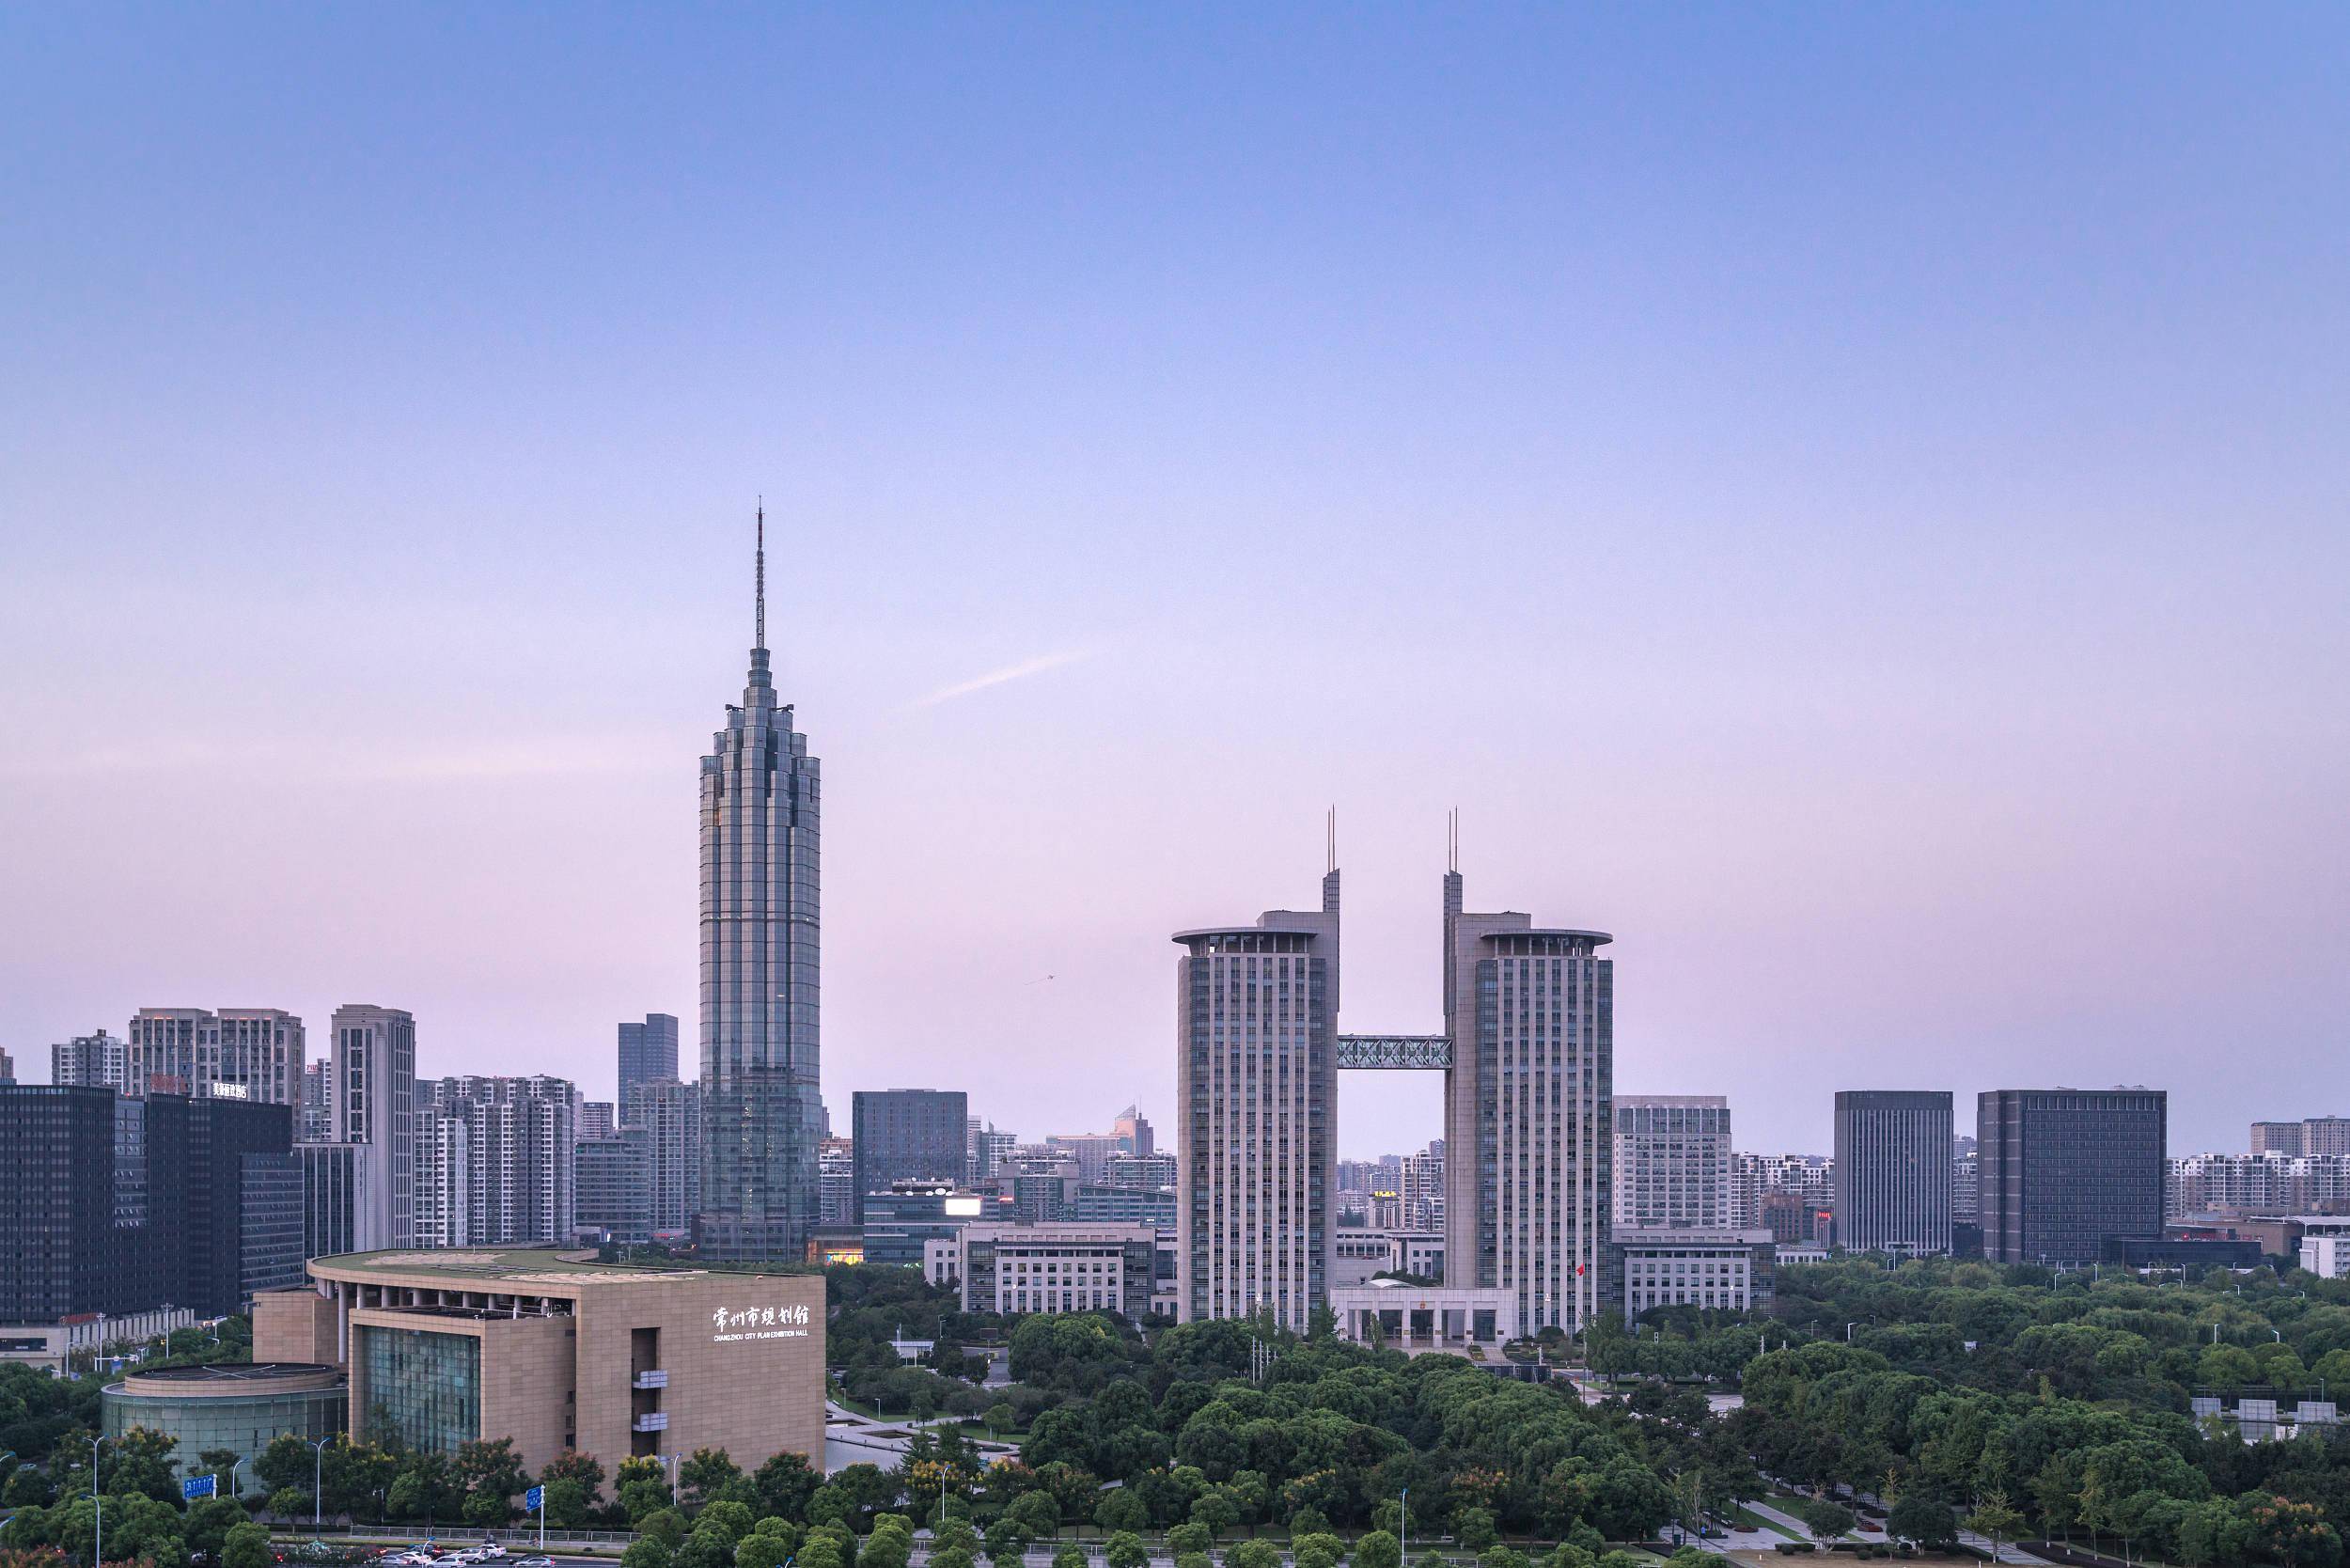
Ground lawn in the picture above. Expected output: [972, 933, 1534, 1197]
[1735, 1506, 1801, 1541]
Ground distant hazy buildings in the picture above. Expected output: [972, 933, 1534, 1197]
[966, 1120, 1018, 1184]
[1980, 1088, 2167, 1264]
[696, 515, 822, 1264]
[1614, 1096, 1731, 1230]
[1175, 869, 1341, 1331]
[51, 1028, 129, 1091]
[618, 1013, 680, 1108]
[1402, 1140, 1446, 1232]
[575, 1128, 653, 1244]
[127, 1008, 304, 1104]
[327, 1004, 415, 1251]
[2169, 1152, 2350, 1219]
[1833, 1090, 1952, 1256]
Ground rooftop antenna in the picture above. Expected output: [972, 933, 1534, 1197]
[754, 498, 766, 650]
[1326, 805, 1338, 873]
[1447, 808, 1459, 872]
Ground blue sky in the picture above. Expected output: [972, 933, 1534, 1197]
[3, 5, 2345, 1153]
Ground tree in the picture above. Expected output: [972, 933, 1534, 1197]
[542, 1476, 593, 1529]
[223, 1521, 273, 1568]
[1799, 1501, 1855, 1542]
[984, 1403, 1018, 1439]
[1191, 1490, 1240, 1542]
[1167, 1524, 1213, 1558]
[752, 1451, 821, 1523]
[738, 1536, 794, 1568]
[1054, 1550, 1089, 1568]
[1965, 1493, 2025, 1560]
[1456, 1507, 1499, 1552]
[983, 1516, 1031, 1566]
[1355, 1530, 1402, 1568]
[682, 1449, 744, 1507]
[621, 1537, 675, 1568]
[386, 1453, 463, 1525]
[1226, 1543, 1281, 1568]
[1008, 1491, 1059, 1541]
[1096, 1491, 1150, 1534]
[1888, 1495, 1956, 1550]
[1104, 1531, 1150, 1568]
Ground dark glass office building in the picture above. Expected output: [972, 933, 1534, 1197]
[617, 1013, 680, 1108]
[851, 1090, 969, 1223]
[1833, 1090, 1953, 1256]
[1979, 1088, 2168, 1265]
[0, 1086, 302, 1322]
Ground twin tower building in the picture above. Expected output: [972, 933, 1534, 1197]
[1175, 830, 1616, 1336]
[697, 516, 1615, 1331]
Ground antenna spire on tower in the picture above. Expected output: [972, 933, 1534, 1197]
[755, 498, 766, 651]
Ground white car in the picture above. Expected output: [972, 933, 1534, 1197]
[477, 1549, 508, 1561]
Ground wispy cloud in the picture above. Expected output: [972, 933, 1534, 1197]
[911, 650, 1091, 709]
[0, 734, 671, 783]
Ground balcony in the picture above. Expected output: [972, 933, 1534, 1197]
[632, 1370, 668, 1390]
[631, 1413, 669, 1433]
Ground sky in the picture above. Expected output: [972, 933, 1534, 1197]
[3, 5, 2346, 1157]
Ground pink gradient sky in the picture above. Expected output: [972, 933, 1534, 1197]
[3, 8, 2346, 1153]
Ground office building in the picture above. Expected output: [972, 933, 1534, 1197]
[257, 1248, 823, 1475]
[818, 1139, 856, 1227]
[852, 1090, 969, 1221]
[299, 1060, 332, 1142]
[626, 1077, 703, 1235]
[1070, 1183, 1177, 1228]
[328, 1004, 415, 1251]
[415, 1075, 578, 1247]
[1614, 1096, 1731, 1230]
[0, 1048, 11, 1083]
[51, 1028, 130, 1090]
[1979, 1088, 2167, 1264]
[300, 1141, 366, 1260]
[943, 1222, 1158, 1319]
[127, 1008, 305, 1104]
[1833, 1091, 1952, 1256]
[860, 1180, 988, 1267]
[697, 512, 822, 1264]
[581, 1101, 617, 1140]
[1114, 1105, 1155, 1157]
[0, 1086, 301, 1323]
[618, 1013, 681, 1108]
[1104, 1151, 1178, 1190]
[576, 1130, 654, 1245]
[1615, 1228, 1777, 1315]
[1441, 870, 1615, 1333]
[967, 1121, 1018, 1184]
[1952, 1135, 1981, 1224]
[1175, 866, 1341, 1331]
[2301, 1219, 2350, 1279]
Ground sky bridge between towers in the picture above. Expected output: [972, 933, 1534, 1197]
[1335, 1034, 1454, 1070]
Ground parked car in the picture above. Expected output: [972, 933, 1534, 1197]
[514, 1556, 556, 1566]
[476, 1547, 507, 1560]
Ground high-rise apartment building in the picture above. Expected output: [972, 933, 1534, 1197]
[575, 1129, 653, 1244]
[0, 1087, 301, 1322]
[1104, 1151, 1179, 1191]
[2250, 1117, 2350, 1159]
[1441, 869, 1615, 1334]
[1402, 1140, 1446, 1231]
[625, 1076, 703, 1234]
[853, 1090, 970, 1221]
[580, 1101, 617, 1140]
[2168, 1152, 2350, 1218]
[697, 512, 822, 1263]
[1613, 1096, 1732, 1230]
[1731, 1152, 1836, 1227]
[1979, 1088, 2167, 1264]
[0, 1048, 11, 1084]
[51, 1029, 130, 1090]
[328, 1004, 415, 1251]
[415, 1075, 577, 1247]
[1833, 1091, 1952, 1256]
[819, 1138, 857, 1227]
[618, 1013, 681, 1108]
[1175, 869, 1341, 1331]
[126, 1008, 304, 1104]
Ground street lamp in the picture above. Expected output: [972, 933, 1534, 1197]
[90, 1435, 107, 1568]
[1400, 1487, 1408, 1567]
[309, 1437, 333, 1529]
[1845, 1322, 1859, 1343]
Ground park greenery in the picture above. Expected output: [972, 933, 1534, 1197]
[6, 1258, 2348, 1568]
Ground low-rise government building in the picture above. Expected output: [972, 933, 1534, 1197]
[254, 1248, 822, 1484]
[1614, 1227, 1777, 1315]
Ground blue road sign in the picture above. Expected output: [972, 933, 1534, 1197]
[525, 1486, 544, 1513]
[182, 1475, 216, 1500]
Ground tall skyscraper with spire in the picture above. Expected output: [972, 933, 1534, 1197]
[695, 507, 822, 1262]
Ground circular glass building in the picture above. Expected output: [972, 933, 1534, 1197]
[101, 1363, 346, 1497]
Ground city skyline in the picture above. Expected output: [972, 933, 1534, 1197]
[6, 8, 2347, 1158]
